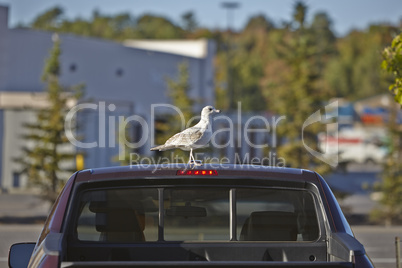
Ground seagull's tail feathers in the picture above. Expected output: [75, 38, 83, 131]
[150, 144, 176, 151]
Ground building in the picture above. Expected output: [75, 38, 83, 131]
[0, 5, 216, 190]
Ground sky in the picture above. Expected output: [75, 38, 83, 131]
[1, 0, 402, 36]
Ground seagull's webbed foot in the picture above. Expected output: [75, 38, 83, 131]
[189, 160, 203, 166]
[188, 149, 203, 166]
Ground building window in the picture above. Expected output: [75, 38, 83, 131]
[69, 63, 77, 72]
[12, 172, 20, 188]
[116, 68, 124, 77]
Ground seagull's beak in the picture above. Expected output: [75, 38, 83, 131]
[214, 109, 221, 113]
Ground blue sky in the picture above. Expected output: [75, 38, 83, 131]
[1, 0, 402, 36]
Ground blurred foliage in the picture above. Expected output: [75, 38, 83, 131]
[382, 32, 402, 105]
[257, 2, 333, 173]
[30, 7, 212, 41]
[325, 26, 396, 100]
[371, 32, 402, 225]
[15, 36, 84, 203]
[181, 11, 198, 34]
[28, 4, 400, 105]
[370, 121, 402, 225]
[28, 3, 401, 171]
[31, 6, 64, 31]
[153, 62, 196, 162]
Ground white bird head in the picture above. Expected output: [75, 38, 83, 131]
[201, 105, 220, 119]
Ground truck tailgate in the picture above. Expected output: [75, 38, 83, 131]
[61, 261, 354, 267]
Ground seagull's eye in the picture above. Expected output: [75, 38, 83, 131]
[208, 108, 213, 111]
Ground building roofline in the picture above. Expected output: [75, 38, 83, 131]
[123, 39, 210, 59]
[0, 91, 76, 109]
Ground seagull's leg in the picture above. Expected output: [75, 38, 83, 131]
[192, 150, 196, 163]
[189, 149, 194, 164]
[188, 148, 202, 166]
[192, 149, 202, 166]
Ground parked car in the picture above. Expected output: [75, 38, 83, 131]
[318, 129, 388, 164]
[9, 164, 373, 267]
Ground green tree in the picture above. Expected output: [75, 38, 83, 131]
[181, 11, 198, 33]
[31, 6, 63, 31]
[310, 12, 336, 90]
[382, 31, 402, 105]
[31, 6, 185, 41]
[135, 14, 184, 39]
[262, 1, 333, 173]
[230, 44, 266, 111]
[243, 14, 275, 32]
[16, 36, 83, 202]
[215, 13, 275, 112]
[324, 25, 396, 99]
[371, 31, 402, 225]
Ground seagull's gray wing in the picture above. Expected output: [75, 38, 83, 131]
[165, 127, 203, 146]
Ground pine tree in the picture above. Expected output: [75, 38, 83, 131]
[263, 1, 333, 174]
[153, 61, 196, 162]
[166, 61, 195, 124]
[181, 11, 198, 33]
[16, 35, 83, 202]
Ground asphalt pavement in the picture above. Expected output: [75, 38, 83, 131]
[0, 193, 50, 224]
[353, 225, 402, 268]
[0, 224, 43, 268]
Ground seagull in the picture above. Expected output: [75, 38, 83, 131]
[150, 106, 220, 165]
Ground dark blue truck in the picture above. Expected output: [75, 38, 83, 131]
[9, 164, 373, 267]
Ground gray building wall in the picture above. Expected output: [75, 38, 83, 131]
[3, 29, 215, 111]
[0, 109, 3, 190]
[1, 109, 35, 189]
[0, 5, 217, 190]
[0, 6, 9, 90]
[1, 108, 77, 190]
[75, 102, 137, 169]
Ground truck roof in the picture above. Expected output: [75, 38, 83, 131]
[74, 164, 319, 183]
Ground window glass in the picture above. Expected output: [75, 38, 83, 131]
[76, 188, 159, 242]
[236, 188, 319, 241]
[164, 188, 229, 241]
[74, 186, 319, 243]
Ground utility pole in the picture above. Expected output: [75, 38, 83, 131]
[221, 2, 239, 110]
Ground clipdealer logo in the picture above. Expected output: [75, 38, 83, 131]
[64, 101, 338, 167]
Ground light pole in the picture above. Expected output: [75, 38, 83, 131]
[222, 2, 239, 32]
[221, 2, 239, 110]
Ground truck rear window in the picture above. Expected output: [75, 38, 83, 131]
[75, 187, 319, 243]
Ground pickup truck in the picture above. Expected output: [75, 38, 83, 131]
[9, 164, 373, 267]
